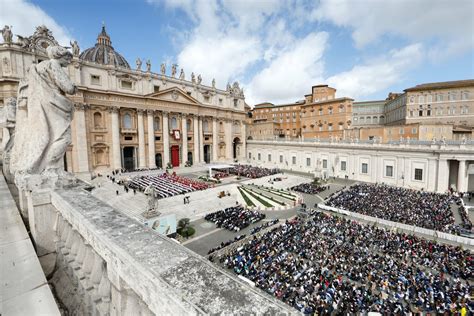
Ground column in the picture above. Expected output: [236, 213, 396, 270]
[193, 115, 200, 164]
[212, 118, 218, 162]
[110, 107, 121, 169]
[436, 159, 450, 193]
[199, 116, 204, 163]
[74, 104, 90, 174]
[181, 114, 188, 166]
[225, 119, 233, 160]
[240, 121, 246, 161]
[147, 110, 156, 168]
[137, 109, 146, 168]
[458, 159, 467, 192]
[162, 111, 170, 167]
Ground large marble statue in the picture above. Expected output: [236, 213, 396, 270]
[0, 97, 17, 182]
[17, 35, 31, 49]
[70, 40, 80, 57]
[197, 74, 202, 85]
[146, 59, 151, 72]
[1, 25, 13, 44]
[179, 68, 185, 80]
[136, 58, 142, 70]
[144, 184, 159, 211]
[191, 72, 196, 84]
[160, 63, 166, 75]
[171, 64, 177, 78]
[212, 78, 216, 89]
[10, 46, 77, 179]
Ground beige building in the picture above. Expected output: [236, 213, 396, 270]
[0, 25, 247, 177]
[249, 102, 303, 139]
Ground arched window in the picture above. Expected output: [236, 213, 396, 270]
[154, 117, 160, 131]
[419, 95, 424, 103]
[187, 119, 192, 131]
[123, 113, 132, 129]
[171, 117, 177, 129]
[93, 112, 103, 128]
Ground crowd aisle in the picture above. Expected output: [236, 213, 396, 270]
[221, 211, 472, 314]
[327, 183, 471, 234]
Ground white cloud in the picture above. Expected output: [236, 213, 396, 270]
[312, 0, 474, 55]
[327, 43, 424, 99]
[0, 0, 71, 46]
[246, 32, 328, 105]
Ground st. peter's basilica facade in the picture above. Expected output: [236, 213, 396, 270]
[0, 25, 247, 177]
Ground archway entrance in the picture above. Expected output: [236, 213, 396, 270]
[123, 146, 135, 171]
[203, 145, 211, 163]
[171, 145, 180, 167]
[155, 153, 162, 169]
[233, 137, 241, 160]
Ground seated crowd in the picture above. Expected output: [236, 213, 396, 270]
[221, 211, 472, 314]
[326, 183, 465, 234]
[291, 182, 328, 194]
[204, 206, 265, 231]
[128, 172, 210, 199]
[230, 165, 280, 179]
[207, 234, 246, 255]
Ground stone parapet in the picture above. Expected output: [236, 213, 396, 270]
[49, 185, 293, 315]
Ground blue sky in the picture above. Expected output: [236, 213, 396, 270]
[1, 0, 473, 105]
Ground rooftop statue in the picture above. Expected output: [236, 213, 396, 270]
[179, 68, 185, 80]
[146, 59, 151, 72]
[70, 40, 80, 57]
[197, 74, 202, 85]
[171, 64, 177, 78]
[160, 63, 166, 75]
[212, 78, 216, 89]
[191, 72, 196, 84]
[10, 46, 77, 180]
[136, 58, 142, 70]
[17, 35, 31, 49]
[1, 25, 13, 44]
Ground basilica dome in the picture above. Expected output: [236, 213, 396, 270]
[79, 25, 130, 69]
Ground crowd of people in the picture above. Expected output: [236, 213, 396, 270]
[326, 183, 464, 234]
[250, 219, 279, 235]
[207, 234, 246, 255]
[220, 211, 472, 314]
[229, 165, 280, 179]
[291, 182, 328, 194]
[128, 172, 210, 199]
[204, 206, 265, 231]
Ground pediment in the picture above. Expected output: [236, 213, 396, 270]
[147, 87, 199, 105]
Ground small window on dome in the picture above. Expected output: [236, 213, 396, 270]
[91, 74, 101, 85]
[121, 80, 133, 90]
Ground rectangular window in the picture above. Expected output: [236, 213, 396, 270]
[268, 154, 271, 162]
[414, 168, 423, 181]
[154, 85, 160, 93]
[306, 157, 311, 167]
[219, 98, 223, 105]
[249, 152, 252, 159]
[124, 136, 133, 141]
[412, 128, 417, 134]
[204, 96, 210, 103]
[385, 165, 393, 177]
[292, 156, 296, 165]
[322, 159, 327, 169]
[361, 163, 368, 174]
[341, 161, 347, 171]
[234, 99, 238, 107]
[419, 110, 423, 116]
[280, 155, 283, 163]
[400, 128, 404, 134]
[258, 153, 261, 160]
[90, 74, 101, 85]
[154, 136, 161, 141]
[121, 80, 133, 89]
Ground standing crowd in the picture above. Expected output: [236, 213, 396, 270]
[230, 165, 280, 179]
[326, 183, 470, 234]
[220, 212, 472, 314]
[204, 206, 265, 231]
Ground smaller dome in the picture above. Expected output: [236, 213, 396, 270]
[79, 25, 130, 69]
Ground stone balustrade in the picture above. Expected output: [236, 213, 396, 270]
[11, 180, 293, 315]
